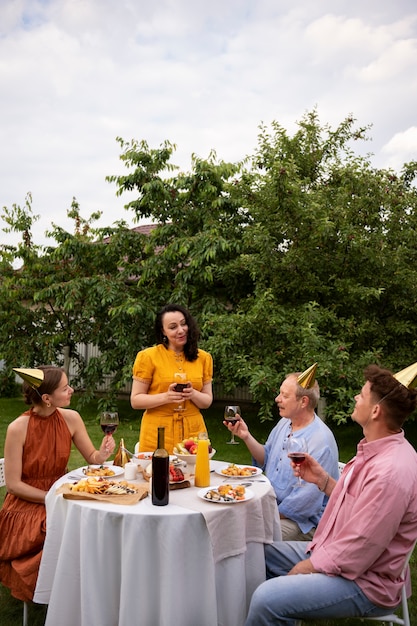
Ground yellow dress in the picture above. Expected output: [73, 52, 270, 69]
[132, 344, 213, 453]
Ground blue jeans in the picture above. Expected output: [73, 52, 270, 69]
[245, 542, 398, 626]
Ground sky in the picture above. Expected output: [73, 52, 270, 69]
[1, 0, 416, 248]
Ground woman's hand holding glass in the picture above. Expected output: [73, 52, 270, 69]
[99, 435, 116, 458]
[172, 373, 191, 411]
[99, 412, 118, 456]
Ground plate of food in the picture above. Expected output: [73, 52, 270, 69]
[198, 485, 254, 503]
[133, 452, 178, 469]
[57, 478, 149, 504]
[142, 461, 189, 483]
[133, 452, 154, 468]
[215, 463, 262, 478]
[70, 464, 124, 479]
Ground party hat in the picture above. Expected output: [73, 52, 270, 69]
[297, 363, 318, 389]
[393, 361, 417, 389]
[13, 368, 44, 388]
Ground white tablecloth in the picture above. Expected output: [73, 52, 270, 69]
[34, 460, 281, 626]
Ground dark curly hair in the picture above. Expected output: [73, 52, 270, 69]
[155, 304, 200, 361]
[364, 364, 417, 430]
[22, 365, 65, 406]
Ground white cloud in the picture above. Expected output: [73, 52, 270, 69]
[382, 126, 417, 169]
[0, 0, 416, 248]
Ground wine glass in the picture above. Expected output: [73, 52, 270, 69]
[100, 411, 119, 436]
[287, 436, 308, 486]
[224, 405, 241, 445]
[173, 372, 188, 412]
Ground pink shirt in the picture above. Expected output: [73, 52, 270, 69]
[308, 431, 417, 607]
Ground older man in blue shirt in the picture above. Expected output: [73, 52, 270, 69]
[224, 365, 339, 540]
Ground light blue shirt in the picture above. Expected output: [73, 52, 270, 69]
[261, 414, 339, 533]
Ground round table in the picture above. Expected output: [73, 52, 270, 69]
[34, 460, 281, 626]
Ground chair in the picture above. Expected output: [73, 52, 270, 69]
[0, 457, 5, 487]
[0, 458, 28, 626]
[358, 544, 414, 626]
[338, 461, 346, 476]
[294, 543, 414, 626]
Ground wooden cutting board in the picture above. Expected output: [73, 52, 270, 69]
[57, 483, 149, 505]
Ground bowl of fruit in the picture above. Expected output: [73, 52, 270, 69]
[173, 437, 216, 465]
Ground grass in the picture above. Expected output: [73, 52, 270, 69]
[0, 395, 416, 625]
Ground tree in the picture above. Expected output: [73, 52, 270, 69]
[106, 138, 253, 315]
[105, 118, 417, 422]
[203, 112, 417, 421]
[2, 111, 417, 422]
[0, 196, 154, 406]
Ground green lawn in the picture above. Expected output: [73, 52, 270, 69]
[0, 395, 416, 625]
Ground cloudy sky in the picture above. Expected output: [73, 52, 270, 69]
[1, 0, 416, 248]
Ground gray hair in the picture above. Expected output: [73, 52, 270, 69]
[286, 372, 320, 410]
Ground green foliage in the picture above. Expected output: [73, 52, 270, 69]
[0, 371, 19, 398]
[1, 110, 417, 423]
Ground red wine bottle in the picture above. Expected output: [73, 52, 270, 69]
[152, 427, 169, 506]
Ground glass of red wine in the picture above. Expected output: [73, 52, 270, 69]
[224, 405, 241, 445]
[173, 372, 188, 412]
[287, 436, 308, 486]
[100, 411, 119, 436]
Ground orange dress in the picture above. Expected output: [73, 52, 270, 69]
[133, 345, 213, 453]
[0, 408, 72, 602]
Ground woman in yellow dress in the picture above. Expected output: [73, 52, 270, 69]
[131, 304, 213, 453]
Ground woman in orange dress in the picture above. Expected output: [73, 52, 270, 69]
[0, 365, 116, 602]
[131, 304, 213, 453]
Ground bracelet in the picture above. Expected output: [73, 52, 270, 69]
[318, 472, 329, 492]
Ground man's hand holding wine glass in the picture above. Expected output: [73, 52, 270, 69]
[288, 451, 333, 493]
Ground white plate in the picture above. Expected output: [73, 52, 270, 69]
[215, 464, 262, 478]
[70, 464, 125, 479]
[133, 453, 177, 462]
[198, 486, 254, 504]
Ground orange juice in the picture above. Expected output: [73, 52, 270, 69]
[194, 437, 210, 487]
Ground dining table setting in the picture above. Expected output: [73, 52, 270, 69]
[33, 453, 281, 626]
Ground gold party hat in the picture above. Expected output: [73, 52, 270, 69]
[297, 363, 318, 389]
[13, 368, 44, 388]
[393, 361, 417, 389]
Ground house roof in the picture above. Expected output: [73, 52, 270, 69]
[130, 224, 158, 236]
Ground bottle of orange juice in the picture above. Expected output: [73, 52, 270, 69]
[194, 433, 210, 487]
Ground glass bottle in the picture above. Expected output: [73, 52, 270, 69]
[113, 438, 129, 467]
[194, 433, 210, 488]
[152, 427, 169, 506]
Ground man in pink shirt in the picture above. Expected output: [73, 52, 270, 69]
[245, 363, 417, 625]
